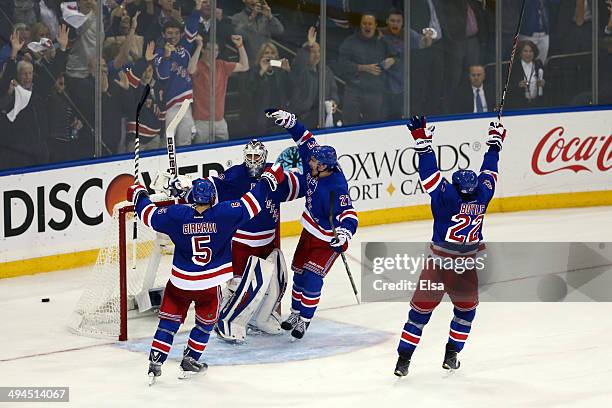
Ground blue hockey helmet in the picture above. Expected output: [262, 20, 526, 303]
[452, 170, 478, 195]
[191, 178, 216, 205]
[311, 145, 338, 169]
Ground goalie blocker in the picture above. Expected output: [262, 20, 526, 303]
[216, 249, 288, 342]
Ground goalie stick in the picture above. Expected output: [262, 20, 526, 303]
[165, 99, 192, 176]
[329, 191, 360, 304]
[497, 0, 527, 120]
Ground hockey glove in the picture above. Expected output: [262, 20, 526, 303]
[127, 184, 148, 203]
[330, 227, 351, 253]
[486, 121, 506, 151]
[265, 108, 297, 129]
[407, 115, 434, 153]
[169, 175, 194, 199]
[261, 163, 285, 191]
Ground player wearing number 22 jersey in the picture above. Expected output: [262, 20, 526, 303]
[128, 164, 285, 384]
[394, 116, 505, 377]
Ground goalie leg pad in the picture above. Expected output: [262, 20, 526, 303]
[150, 318, 180, 365]
[251, 248, 288, 334]
[216, 256, 274, 342]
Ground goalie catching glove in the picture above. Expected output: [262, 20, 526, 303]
[127, 184, 148, 203]
[260, 163, 285, 192]
[486, 121, 506, 151]
[406, 115, 435, 153]
[169, 175, 194, 199]
[265, 108, 297, 129]
[330, 227, 351, 253]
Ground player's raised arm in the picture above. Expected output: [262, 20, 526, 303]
[477, 121, 505, 201]
[128, 184, 185, 235]
[407, 115, 458, 206]
[212, 164, 286, 229]
[265, 109, 318, 172]
[180, 0, 202, 50]
[273, 170, 305, 203]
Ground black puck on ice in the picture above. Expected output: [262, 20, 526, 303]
[41, 298, 50, 303]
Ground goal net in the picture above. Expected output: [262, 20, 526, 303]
[69, 195, 176, 340]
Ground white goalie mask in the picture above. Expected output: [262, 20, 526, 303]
[244, 139, 268, 178]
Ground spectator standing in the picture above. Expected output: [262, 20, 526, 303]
[287, 27, 338, 129]
[189, 34, 249, 144]
[154, 0, 203, 146]
[138, 0, 184, 46]
[557, 0, 593, 53]
[338, 13, 396, 125]
[39, 0, 62, 41]
[246, 41, 290, 135]
[518, 0, 558, 63]
[0, 27, 68, 170]
[449, 64, 494, 114]
[231, 0, 284, 63]
[507, 40, 546, 108]
[198, 0, 235, 60]
[121, 41, 164, 152]
[409, 0, 445, 114]
[380, 8, 434, 120]
[0, 23, 31, 73]
[440, 0, 488, 98]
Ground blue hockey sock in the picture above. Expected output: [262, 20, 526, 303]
[291, 271, 306, 313]
[448, 307, 476, 352]
[150, 318, 180, 364]
[397, 308, 433, 356]
[299, 271, 324, 321]
[186, 322, 213, 361]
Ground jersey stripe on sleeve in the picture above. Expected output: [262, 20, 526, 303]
[422, 171, 442, 193]
[241, 192, 262, 218]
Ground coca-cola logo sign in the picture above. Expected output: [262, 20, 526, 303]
[531, 127, 612, 175]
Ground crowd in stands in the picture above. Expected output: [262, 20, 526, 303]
[0, 0, 611, 171]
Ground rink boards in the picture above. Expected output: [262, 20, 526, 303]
[1, 107, 610, 276]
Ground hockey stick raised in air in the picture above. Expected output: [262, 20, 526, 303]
[329, 191, 360, 304]
[497, 0, 527, 121]
[132, 84, 151, 275]
[165, 99, 192, 176]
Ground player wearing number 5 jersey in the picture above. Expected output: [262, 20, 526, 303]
[128, 164, 285, 384]
[394, 116, 505, 377]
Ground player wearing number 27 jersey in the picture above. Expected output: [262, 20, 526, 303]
[128, 165, 285, 384]
[266, 109, 359, 340]
[394, 116, 506, 377]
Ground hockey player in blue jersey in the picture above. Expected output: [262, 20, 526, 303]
[127, 164, 285, 384]
[172, 140, 305, 341]
[394, 115, 506, 377]
[154, 0, 202, 145]
[265, 109, 359, 339]
[208, 140, 303, 279]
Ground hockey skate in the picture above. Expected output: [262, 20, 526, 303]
[281, 311, 300, 331]
[442, 343, 460, 370]
[178, 349, 208, 380]
[394, 352, 412, 377]
[148, 362, 162, 386]
[290, 317, 310, 340]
